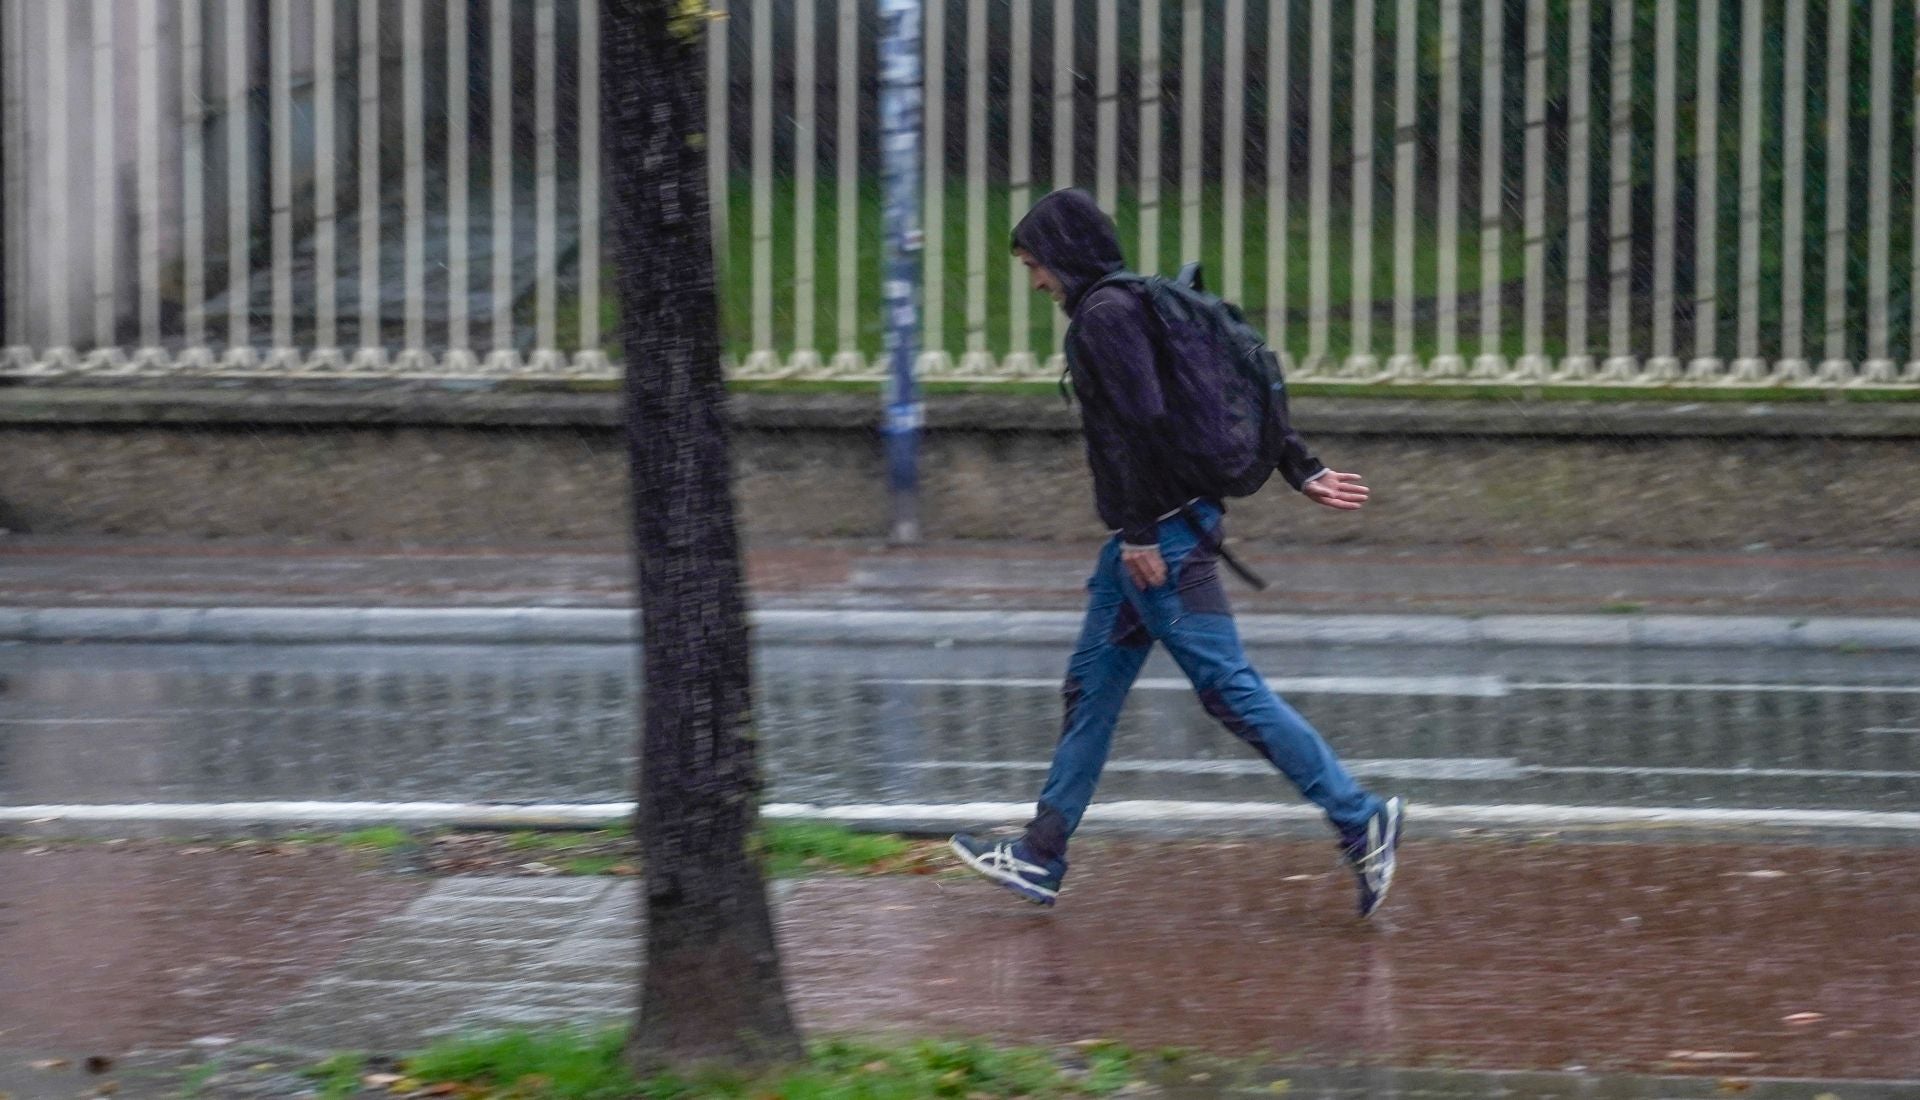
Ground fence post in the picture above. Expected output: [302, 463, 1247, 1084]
[880, 0, 923, 544]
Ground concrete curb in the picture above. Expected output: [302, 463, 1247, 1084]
[5, 605, 1920, 648]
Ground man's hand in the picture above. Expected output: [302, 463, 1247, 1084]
[1303, 470, 1371, 511]
[1121, 544, 1167, 589]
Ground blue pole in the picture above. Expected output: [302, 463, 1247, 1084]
[879, 0, 923, 544]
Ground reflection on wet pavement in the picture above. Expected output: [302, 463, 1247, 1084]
[789, 839, 1920, 1080]
[2, 642, 1916, 813]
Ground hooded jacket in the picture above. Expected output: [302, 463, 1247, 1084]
[1013, 189, 1296, 546]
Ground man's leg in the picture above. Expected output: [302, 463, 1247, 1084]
[951, 539, 1150, 903]
[1021, 539, 1154, 866]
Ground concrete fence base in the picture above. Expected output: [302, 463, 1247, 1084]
[5, 386, 1920, 550]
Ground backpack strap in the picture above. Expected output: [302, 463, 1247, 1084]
[1177, 503, 1269, 590]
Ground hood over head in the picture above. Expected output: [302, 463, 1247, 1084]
[1011, 189, 1126, 314]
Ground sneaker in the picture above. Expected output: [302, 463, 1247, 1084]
[1341, 796, 1404, 919]
[949, 833, 1064, 906]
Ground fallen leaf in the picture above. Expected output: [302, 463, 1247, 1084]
[418, 1084, 463, 1096]
[362, 1073, 404, 1088]
[1716, 1080, 1753, 1093]
[1782, 1012, 1826, 1026]
[29, 1060, 69, 1071]
[91, 1084, 118, 1096]
[1667, 1051, 1758, 1062]
[84, 1056, 113, 1074]
[1267, 1081, 1293, 1094]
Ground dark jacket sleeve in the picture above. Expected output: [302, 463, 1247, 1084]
[1269, 372, 1327, 490]
[1069, 288, 1167, 545]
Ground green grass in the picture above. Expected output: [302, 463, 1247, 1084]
[507, 829, 613, 852]
[563, 855, 628, 877]
[388, 1029, 1141, 1100]
[337, 826, 414, 853]
[301, 1053, 367, 1100]
[755, 822, 916, 878]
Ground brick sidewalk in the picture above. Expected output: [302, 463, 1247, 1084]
[4, 838, 1917, 1086]
[6, 538, 1920, 616]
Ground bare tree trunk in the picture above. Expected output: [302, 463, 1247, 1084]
[602, 0, 803, 1073]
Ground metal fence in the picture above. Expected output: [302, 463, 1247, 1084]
[3, 0, 1919, 387]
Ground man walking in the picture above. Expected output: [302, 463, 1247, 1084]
[950, 189, 1404, 917]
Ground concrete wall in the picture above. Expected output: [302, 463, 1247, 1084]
[4, 387, 1920, 550]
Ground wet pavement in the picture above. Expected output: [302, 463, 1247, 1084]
[1, 839, 1916, 1091]
[3, 640, 1916, 819]
[6, 539, 1920, 617]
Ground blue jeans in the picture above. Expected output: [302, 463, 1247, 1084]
[1021, 500, 1382, 867]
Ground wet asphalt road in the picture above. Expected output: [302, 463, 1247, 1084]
[2, 638, 1916, 817]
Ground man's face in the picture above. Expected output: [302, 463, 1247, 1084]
[1017, 249, 1067, 307]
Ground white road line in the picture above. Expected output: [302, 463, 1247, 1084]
[1536, 766, 1920, 781]
[871, 676, 1511, 697]
[3, 801, 1917, 832]
[900, 758, 1528, 780]
[1510, 682, 1920, 695]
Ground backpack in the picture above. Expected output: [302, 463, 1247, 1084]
[1073, 262, 1296, 501]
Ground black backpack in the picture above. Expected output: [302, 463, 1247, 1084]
[1067, 263, 1309, 589]
[1075, 262, 1299, 501]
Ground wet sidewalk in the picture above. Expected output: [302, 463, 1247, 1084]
[4, 837, 1918, 1093]
[5, 538, 1920, 617]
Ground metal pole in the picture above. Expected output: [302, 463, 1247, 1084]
[880, 0, 922, 544]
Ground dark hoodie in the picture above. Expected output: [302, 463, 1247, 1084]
[1011, 189, 1202, 546]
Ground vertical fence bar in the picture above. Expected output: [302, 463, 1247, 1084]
[183, 0, 204, 349]
[1097, 0, 1117, 213]
[578, 0, 599, 362]
[1179, 0, 1200, 264]
[93, 0, 116, 351]
[919, 0, 945, 373]
[490, 0, 512, 357]
[1733, 0, 1763, 377]
[1603, 0, 1631, 376]
[3, 0, 22, 347]
[1346, 0, 1374, 372]
[534, 0, 556, 357]
[963, 0, 989, 372]
[1389, 0, 1417, 375]
[1006, 0, 1032, 373]
[834, 0, 860, 373]
[707, 0, 728, 294]
[1863, 0, 1893, 378]
[1265, 0, 1286, 350]
[1435, 0, 1461, 373]
[270, 0, 292, 355]
[358, 0, 379, 354]
[1563, 0, 1589, 374]
[1818, 0, 1849, 379]
[444, 0, 466, 357]
[1137, 0, 1159, 279]
[1052, 0, 1072, 365]
[1648, 0, 1676, 376]
[48, 4, 71, 349]
[405, 0, 426, 359]
[796, 0, 820, 370]
[1222, 0, 1245, 304]
[748, 0, 774, 370]
[316, 0, 337, 352]
[1690, 0, 1719, 376]
[1518, 0, 1546, 376]
[1781, 0, 1806, 371]
[228, 0, 249, 354]
[1307, 0, 1330, 369]
[1473, 0, 1501, 375]
[138, 0, 162, 350]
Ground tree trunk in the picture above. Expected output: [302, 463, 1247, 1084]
[602, 0, 804, 1073]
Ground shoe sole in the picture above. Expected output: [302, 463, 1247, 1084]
[1360, 798, 1405, 919]
[948, 837, 1058, 907]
